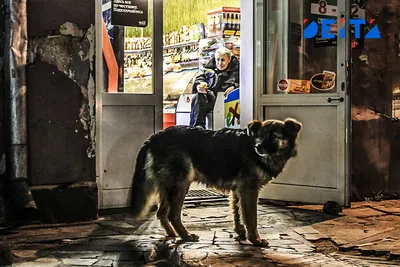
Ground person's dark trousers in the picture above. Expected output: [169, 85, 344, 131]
[189, 93, 215, 128]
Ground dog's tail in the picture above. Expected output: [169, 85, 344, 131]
[130, 142, 156, 219]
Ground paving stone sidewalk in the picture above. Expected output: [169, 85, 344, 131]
[1, 202, 400, 266]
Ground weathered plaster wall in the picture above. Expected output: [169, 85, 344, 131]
[28, 22, 96, 173]
[351, 0, 400, 200]
[0, 0, 6, 225]
[26, 0, 97, 222]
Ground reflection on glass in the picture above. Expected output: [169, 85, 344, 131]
[263, 0, 337, 94]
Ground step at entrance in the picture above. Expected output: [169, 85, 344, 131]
[184, 189, 228, 204]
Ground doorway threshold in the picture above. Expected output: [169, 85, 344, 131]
[184, 189, 228, 204]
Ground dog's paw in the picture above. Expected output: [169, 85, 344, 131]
[234, 225, 246, 240]
[181, 233, 199, 242]
[248, 235, 269, 247]
[250, 238, 269, 247]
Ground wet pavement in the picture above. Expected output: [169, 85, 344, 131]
[1, 200, 400, 266]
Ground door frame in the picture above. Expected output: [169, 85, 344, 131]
[95, 0, 164, 208]
[241, 0, 351, 206]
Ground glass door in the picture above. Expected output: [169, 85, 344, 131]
[253, 0, 352, 206]
[97, 0, 163, 208]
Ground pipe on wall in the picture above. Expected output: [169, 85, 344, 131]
[4, 0, 37, 220]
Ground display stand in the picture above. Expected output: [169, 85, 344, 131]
[175, 92, 225, 130]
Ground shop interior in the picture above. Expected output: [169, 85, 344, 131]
[105, 0, 350, 129]
[115, 0, 241, 129]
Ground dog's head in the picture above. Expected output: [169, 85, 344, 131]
[247, 118, 302, 157]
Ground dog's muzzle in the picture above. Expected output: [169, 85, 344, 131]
[278, 139, 288, 149]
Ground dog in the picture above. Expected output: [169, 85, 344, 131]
[130, 118, 302, 247]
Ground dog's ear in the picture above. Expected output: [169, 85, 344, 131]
[248, 120, 262, 137]
[284, 118, 302, 137]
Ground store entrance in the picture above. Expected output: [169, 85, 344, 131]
[97, 0, 242, 208]
[245, 0, 353, 206]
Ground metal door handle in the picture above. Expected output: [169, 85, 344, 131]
[327, 97, 344, 103]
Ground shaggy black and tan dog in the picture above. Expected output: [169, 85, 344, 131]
[130, 118, 302, 246]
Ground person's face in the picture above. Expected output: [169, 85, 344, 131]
[215, 53, 231, 71]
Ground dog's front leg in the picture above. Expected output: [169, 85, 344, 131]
[230, 191, 246, 240]
[238, 189, 269, 247]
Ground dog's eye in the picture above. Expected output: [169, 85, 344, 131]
[272, 133, 281, 139]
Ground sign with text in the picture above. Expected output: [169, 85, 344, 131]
[304, 18, 380, 39]
[111, 0, 148, 27]
[308, 0, 367, 48]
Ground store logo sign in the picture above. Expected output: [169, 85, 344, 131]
[303, 18, 381, 39]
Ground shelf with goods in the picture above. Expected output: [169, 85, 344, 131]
[124, 24, 203, 80]
[206, 6, 241, 38]
[199, 6, 241, 70]
[124, 39, 200, 79]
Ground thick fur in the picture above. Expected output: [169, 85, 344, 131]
[131, 118, 302, 246]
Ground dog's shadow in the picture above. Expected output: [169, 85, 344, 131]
[147, 239, 184, 267]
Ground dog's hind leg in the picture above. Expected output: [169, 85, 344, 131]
[230, 191, 246, 240]
[238, 189, 269, 247]
[167, 183, 199, 242]
[157, 192, 176, 237]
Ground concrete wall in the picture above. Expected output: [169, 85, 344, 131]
[26, 0, 97, 222]
[0, 0, 6, 225]
[351, 0, 400, 200]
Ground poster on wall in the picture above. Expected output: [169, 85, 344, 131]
[111, 0, 148, 27]
[310, 0, 365, 48]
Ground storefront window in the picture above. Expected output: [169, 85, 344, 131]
[123, 0, 154, 94]
[103, 0, 242, 128]
[101, 0, 154, 94]
[118, 0, 241, 98]
[261, 0, 340, 95]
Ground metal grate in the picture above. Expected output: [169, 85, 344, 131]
[184, 189, 228, 204]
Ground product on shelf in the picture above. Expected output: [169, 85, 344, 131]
[125, 37, 152, 51]
[206, 7, 241, 38]
[123, 24, 203, 78]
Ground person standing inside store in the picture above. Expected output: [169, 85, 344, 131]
[189, 47, 239, 128]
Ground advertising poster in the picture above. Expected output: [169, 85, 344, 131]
[111, 0, 148, 27]
[224, 88, 240, 128]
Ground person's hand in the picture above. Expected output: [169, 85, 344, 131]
[197, 82, 208, 94]
[224, 86, 235, 97]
